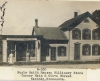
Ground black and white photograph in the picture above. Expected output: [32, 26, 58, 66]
[0, 0, 100, 81]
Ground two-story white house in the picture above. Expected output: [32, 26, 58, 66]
[1, 11, 100, 63]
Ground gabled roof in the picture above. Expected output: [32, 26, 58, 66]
[33, 27, 67, 40]
[59, 11, 99, 31]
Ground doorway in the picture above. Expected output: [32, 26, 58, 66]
[74, 44, 80, 60]
[51, 47, 56, 60]
[16, 42, 27, 61]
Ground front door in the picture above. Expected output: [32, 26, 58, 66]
[74, 44, 80, 60]
[16, 42, 27, 61]
[51, 47, 56, 60]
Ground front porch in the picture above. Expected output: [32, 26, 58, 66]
[2, 36, 42, 63]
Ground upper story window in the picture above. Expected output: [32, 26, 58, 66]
[83, 29, 91, 40]
[84, 18, 89, 23]
[92, 29, 100, 40]
[82, 44, 91, 55]
[58, 46, 66, 56]
[72, 28, 81, 39]
[92, 44, 100, 55]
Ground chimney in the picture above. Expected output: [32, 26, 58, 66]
[35, 19, 38, 27]
[74, 12, 78, 17]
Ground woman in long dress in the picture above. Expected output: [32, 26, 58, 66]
[9, 53, 14, 64]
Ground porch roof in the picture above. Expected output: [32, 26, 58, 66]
[1, 35, 43, 39]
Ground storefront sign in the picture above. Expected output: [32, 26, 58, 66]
[7, 38, 37, 41]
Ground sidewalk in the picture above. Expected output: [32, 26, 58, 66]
[0, 64, 99, 69]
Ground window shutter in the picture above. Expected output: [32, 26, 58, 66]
[89, 45, 91, 55]
[92, 46, 95, 55]
[58, 47, 60, 56]
[82, 46, 84, 55]
[63, 47, 66, 56]
[72, 31, 74, 39]
[83, 46, 85, 55]
[98, 46, 100, 55]
[99, 32, 100, 39]
[79, 30, 81, 39]
[92, 31, 95, 39]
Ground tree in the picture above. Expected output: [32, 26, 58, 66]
[92, 10, 100, 23]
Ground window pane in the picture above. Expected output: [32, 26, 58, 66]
[93, 29, 99, 40]
[72, 29, 81, 39]
[58, 47, 66, 56]
[83, 44, 90, 55]
[92, 45, 99, 55]
[83, 29, 91, 40]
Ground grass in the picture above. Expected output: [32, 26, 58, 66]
[0, 60, 100, 66]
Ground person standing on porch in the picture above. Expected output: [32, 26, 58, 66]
[9, 53, 14, 64]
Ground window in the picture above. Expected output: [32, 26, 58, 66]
[83, 29, 91, 40]
[84, 18, 89, 23]
[92, 29, 100, 40]
[72, 28, 81, 39]
[82, 44, 91, 55]
[58, 46, 66, 56]
[92, 44, 100, 55]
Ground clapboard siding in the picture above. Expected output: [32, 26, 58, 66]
[64, 31, 69, 40]
[64, 17, 100, 61]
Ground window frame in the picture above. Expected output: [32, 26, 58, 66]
[82, 29, 91, 40]
[58, 46, 66, 56]
[72, 28, 81, 40]
[82, 44, 91, 56]
[92, 29, 100, 40]
[84, 18, 89, 23]
[92, 44, 100, 55]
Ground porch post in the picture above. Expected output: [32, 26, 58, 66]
[2, 40, 7, 62]
[35, 40, 41, 62]
[49, 48, 51, 61]
[91, 44, 92, 56]
[81, 30, 82, 40]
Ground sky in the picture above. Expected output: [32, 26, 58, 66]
[0, 0, 100, 35]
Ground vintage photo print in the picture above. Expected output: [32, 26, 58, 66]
[0, 0, 100, 81]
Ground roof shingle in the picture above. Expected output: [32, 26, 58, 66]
[59, 11, 99, 31]
[34, 27, 67, 40]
